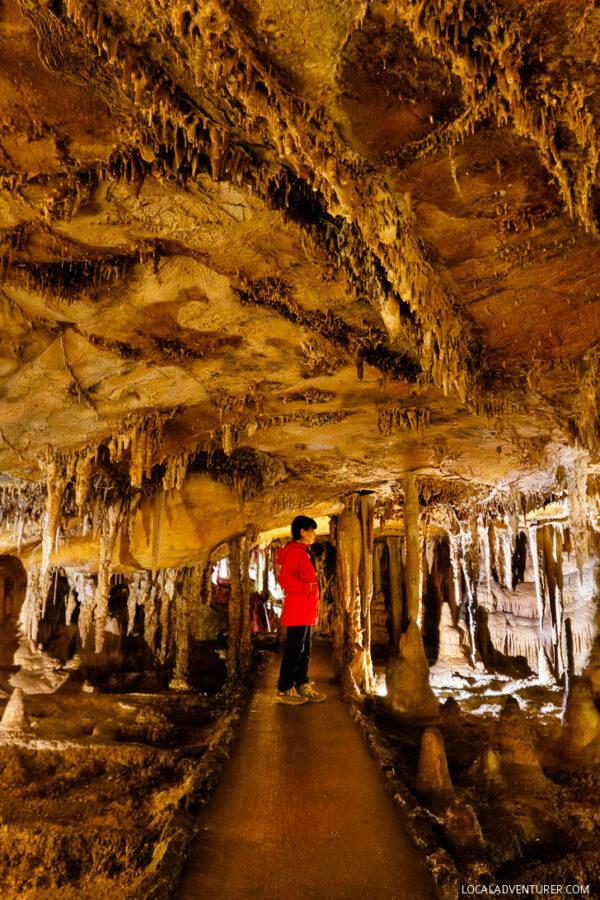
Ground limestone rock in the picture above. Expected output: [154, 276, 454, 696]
[561, 676, 600, 751]
[440, 696, 461, 722]
[537, 646, 555, 686]
[493, 696, 540, 767]
[415, 726, 453, 796]
[0, 688, 29, 731]
[467, 743, 503, 785]
[582, 637, 600, 699]
[385, 622, 439, 720]
[437, 603, 473, 667]
[443, 797, 485, 851]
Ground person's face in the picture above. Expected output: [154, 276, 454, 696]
[300, 527, 317, 544]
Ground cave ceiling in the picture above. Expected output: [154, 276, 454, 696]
[1, 0, 600, 546]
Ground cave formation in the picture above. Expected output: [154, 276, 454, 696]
[2, 0, 600, 897]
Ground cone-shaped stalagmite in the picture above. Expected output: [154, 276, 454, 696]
[0, 688, 29, 731]
[492, 696, 546, 782]
[385, 622, 439, 719]
[561, 676, 600, 752]
[415, 725, 453, 796]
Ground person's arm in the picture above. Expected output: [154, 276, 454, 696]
[278, 549, 309, 593]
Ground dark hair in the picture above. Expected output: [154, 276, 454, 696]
[291, 515, 317, 540]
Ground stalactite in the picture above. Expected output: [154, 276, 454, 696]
[41, 448, 68, 582]
[19, 564, 47, 643]
[93, 498, 124, 653]
[528, 525, 546, 645]
[499, 525, 513, 591]
[540, 524, 565, 677]
[74, 447, 97, 512]
[144, 579, 159, 658]
[478, 520, 492, 600]
[67, 572, 96, 647]
[151, 488, 165, 580]
[458, 520, 479, 666]
[448, 526, 462, 615]
[127, 572, 149, 636]
[158, 567, 177, 665]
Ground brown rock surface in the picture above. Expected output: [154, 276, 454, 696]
[385, 621, 439, 719]
[415, 724, 453, 796]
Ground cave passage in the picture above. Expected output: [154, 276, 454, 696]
[175, 640, 437, 900]
[4, 0, 600, 896]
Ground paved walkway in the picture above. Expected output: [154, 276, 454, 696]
[175, 640, 437, 900]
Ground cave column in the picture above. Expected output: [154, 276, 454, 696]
[169, 560, 207, 691]
[226, 534, 252, 688]
[386, 535, 403, 645]
[385, 476, 438, 719]
[404, 475, 421, 626]
[261, 546, 269, 598]
[332, 495, 363, 697]
[356, 493, 376, 692]
[169, 571, 191, 691]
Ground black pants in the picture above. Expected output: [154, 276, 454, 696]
[277, 625, 312, 692]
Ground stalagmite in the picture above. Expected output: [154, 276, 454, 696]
[434, 602, 472, 667]
[385, 621, 439, 720]
[492, 696, 545, 778]
[0, 688, 29, 731]
[538, 646, 556, 686]
[560, 676, 600, 752]
[443, 798, 485, 852]
[415, 725, 453, 796]
[468, 743, 503, 785]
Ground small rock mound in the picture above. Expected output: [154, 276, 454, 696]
[0, 688, 30, 731]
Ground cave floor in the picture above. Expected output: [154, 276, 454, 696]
[175, 639, 437, 900]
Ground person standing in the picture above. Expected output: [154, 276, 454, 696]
[276, 515, 326, 704]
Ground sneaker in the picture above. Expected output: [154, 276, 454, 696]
[277, 687, 308, 705]
[296, 683, 326, 702]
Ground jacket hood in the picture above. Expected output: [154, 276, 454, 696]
[276, 540, 305, 564]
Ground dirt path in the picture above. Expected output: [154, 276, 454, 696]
[175, 639, 438, 900]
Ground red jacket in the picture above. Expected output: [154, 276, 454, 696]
[276, 541, 320, 626]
